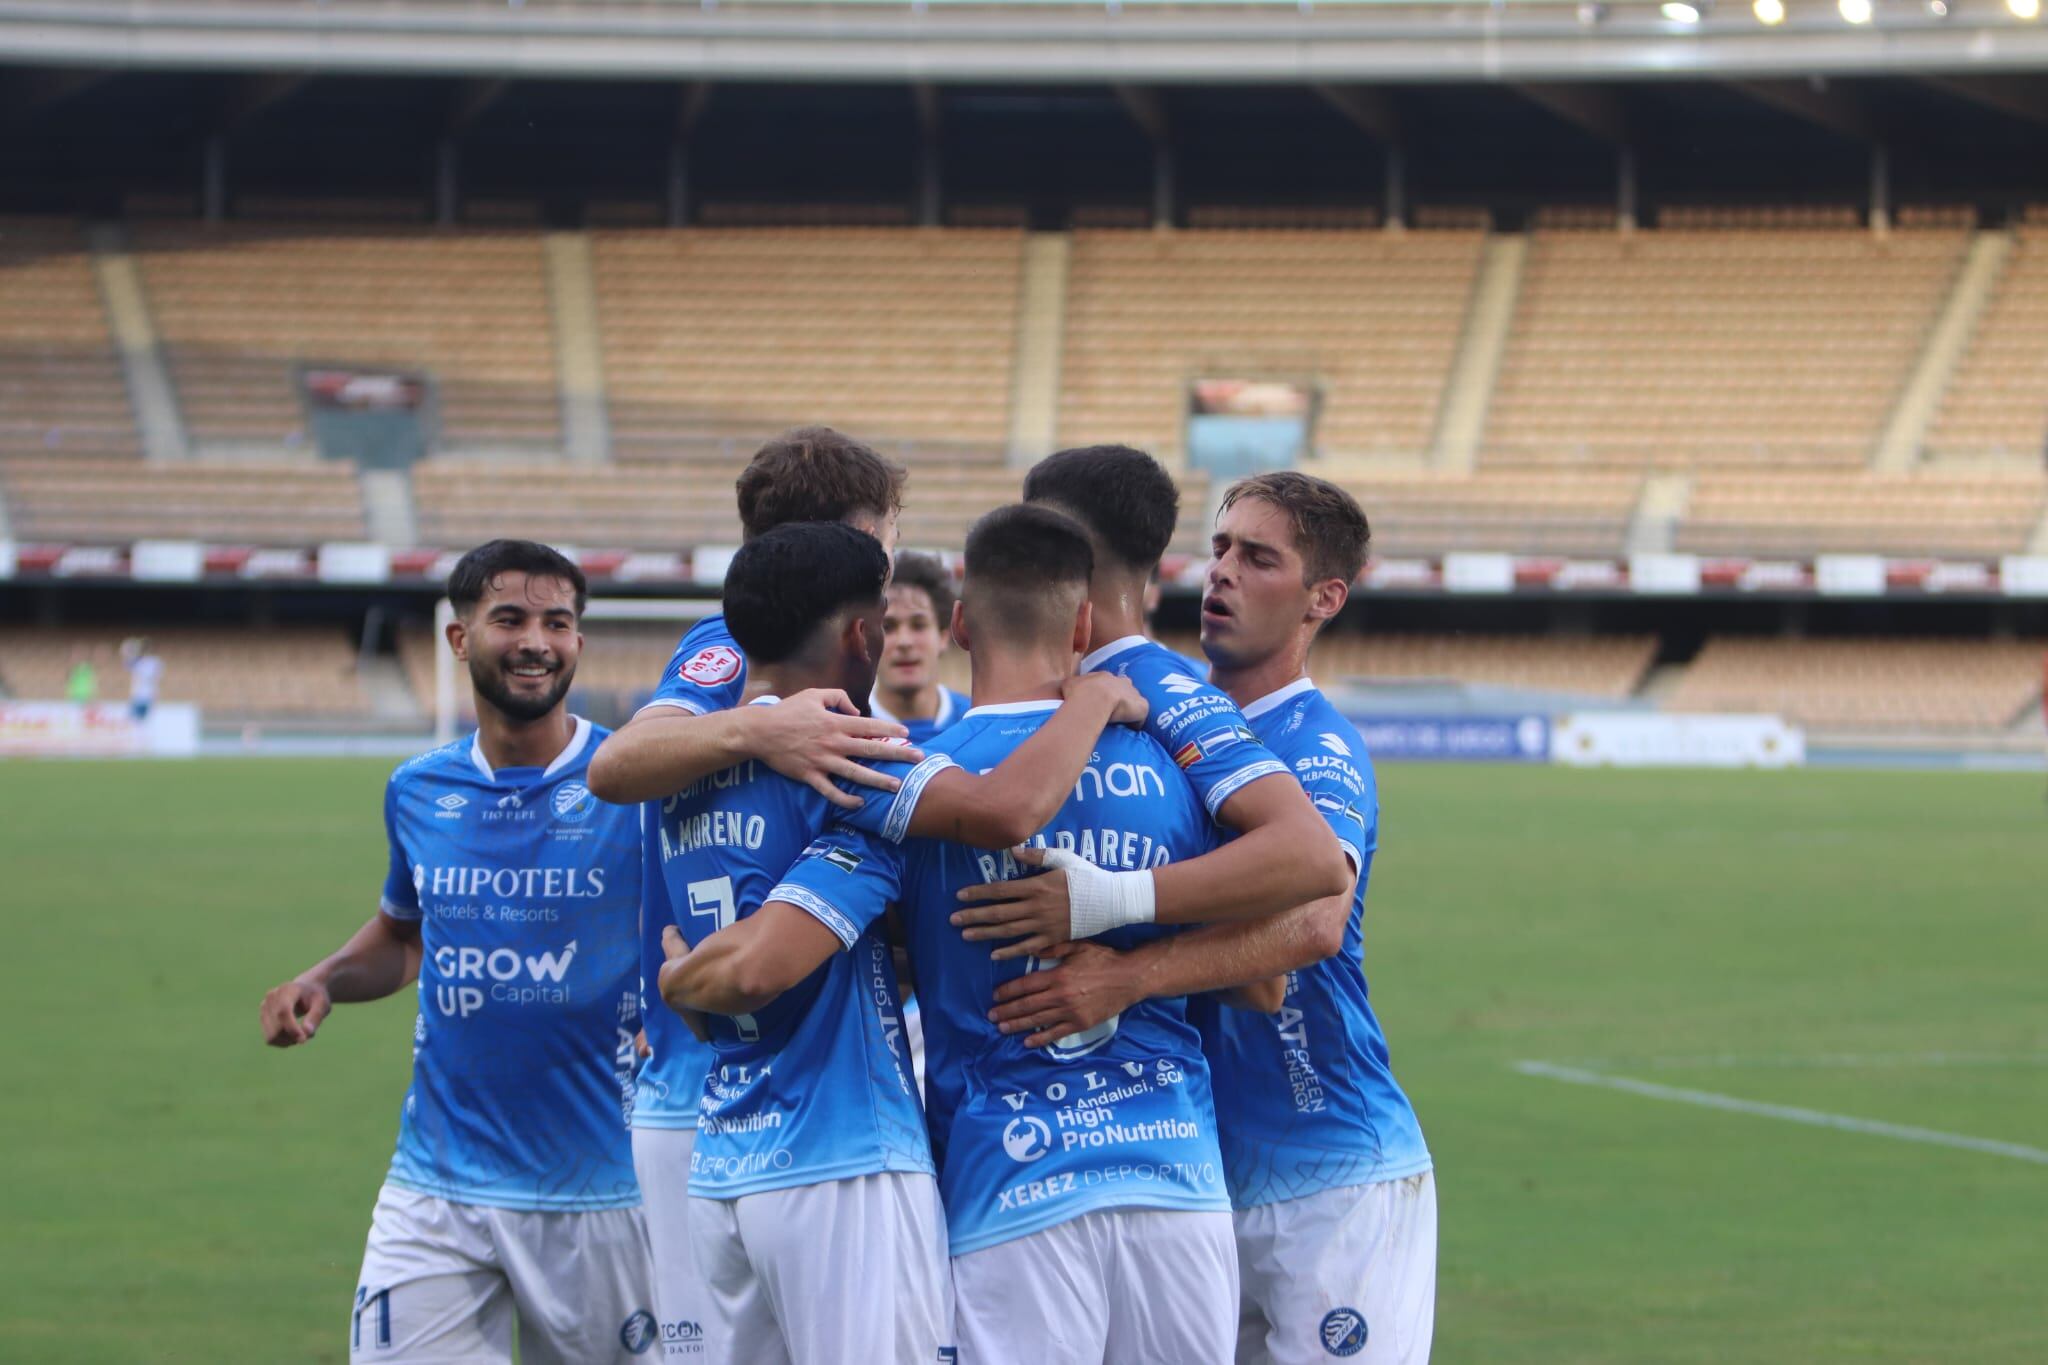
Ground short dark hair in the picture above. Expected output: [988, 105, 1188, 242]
[724, 521, 890, 665]
[735, 426, 908, 542]
[447, 539, 587, 618]
[1022, 444, 1181, 572]
[961, 503, 1095, 647]
[889, 551, 954, 625]
[1220, 471, 1372, 587]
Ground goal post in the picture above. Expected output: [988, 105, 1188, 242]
[431, 596, 722, 744]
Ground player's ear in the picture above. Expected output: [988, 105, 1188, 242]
[949, 600, 971, 654]
[845, 611, 875, 664]
[445, 615, 469, 662]
[1071, 599, 1094, 658]
[1308, 578, 1349, 624]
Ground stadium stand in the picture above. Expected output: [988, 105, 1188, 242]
[0, 626, 371, 717]
[592, 228, 1020, 463]
[411, 457, 740, 551]
[0, 216, 142, 461]
[0, 456, 368, 544]
[1485, 225, 1966, 469]
[1674, 470, 2047, 559]
[1926, 223, 2048, 463]
[1153, 629, 1655, 698]
[133, 224, 560, 451]
[1325, 470, 1643, 559]
[1665, 636, 2045, 731]
[1057, 229, 1486, 460]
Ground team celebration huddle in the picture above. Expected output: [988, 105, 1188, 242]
[259, 431, 1435, 1365]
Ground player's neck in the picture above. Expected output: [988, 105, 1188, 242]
[1209, 635, 1314, 712]
[968, 644, 1070, 708]
[751, 662, 841, 707]
[1084, 573, 1150, 652]
[475, 702, 576, 772]
[875, 680, 941, 721]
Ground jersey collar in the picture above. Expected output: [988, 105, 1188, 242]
[1078, 634, 1150, 674]
[468, 714, 593, 784]
[963, 699, 1061, 719]
[869, 687, 959, 728]
[1240, 676, 1318, 721]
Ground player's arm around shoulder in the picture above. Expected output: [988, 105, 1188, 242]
[589, 691, 919, 807]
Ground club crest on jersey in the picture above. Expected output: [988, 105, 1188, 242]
[677, 645, 742, 686]
[1320, 1308, 1368, 1356]
[619, 1309, 658, 1355]
[1159, 671, 1204, 697]
[1318, 732, 1354, 758]
[551, 781, 596, 823]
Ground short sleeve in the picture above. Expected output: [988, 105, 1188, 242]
[378, 778, 421, 920]
[1102, 650, 1287, 818]
[835, 752, 958, 845]
[767, 826, 904, 951]
[640, 616, 748, 718]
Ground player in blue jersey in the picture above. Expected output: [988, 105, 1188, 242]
[259, 540, 655, 1364]
[645, 519, 1145, 1365]
[585, 426, 917, 1351]
[948, 444, 1351, 960]
[870, 550, 972, 747]
[664, 505, 1275, 1365]
[989, 474, 1436, 1364]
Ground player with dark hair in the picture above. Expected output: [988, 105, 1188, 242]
[260, 539, 656, 1364]
[586, 425, 914, 810]
[871, 551, 971, 745]
[948, 445, 1352, 959]
[641, 517, 1146, 1365]
[991, 472, 1437, 1365]
[665, 503, 1274, 1364]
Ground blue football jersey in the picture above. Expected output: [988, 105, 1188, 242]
[1189, 678, 1431, 1208]
[870, 685, 971, 748]
[631, 614, 735, 1132]
[377, 717, 643, 1211]
[650, 699, 931, 1199]
[1078, 634, 1287, 819]
[641, 612, 748, 718]
[770, 700, 1231, 1257]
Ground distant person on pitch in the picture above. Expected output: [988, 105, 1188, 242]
[120, 637, 161, 720]
[66, 655, 97, 704]
[869, 550, 971, 746]
[259, 539, 655, 1365]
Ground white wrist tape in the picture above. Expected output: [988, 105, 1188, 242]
[1047, 848, 1157, 941]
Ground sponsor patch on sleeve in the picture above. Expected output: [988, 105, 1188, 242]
[677, 645, 742, 686]
[819, 846, 864, 874]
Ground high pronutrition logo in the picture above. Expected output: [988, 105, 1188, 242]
[1320, 1308, 1368, 1357]
[551, 781, 596, 823]
[1002, 1115, 1053, 1163]
[678, 645, 743, 687]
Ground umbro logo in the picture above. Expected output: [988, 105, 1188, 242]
[1160, 672, 1203, 697]
[1318, 732, 1353, 758]
[433, 793, 468, 820]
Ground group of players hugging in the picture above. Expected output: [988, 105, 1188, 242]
[259, 430, 1434, 1365]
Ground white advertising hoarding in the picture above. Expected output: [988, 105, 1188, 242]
[1553, 713, 1805, 769]
[0, 702, 201, 757]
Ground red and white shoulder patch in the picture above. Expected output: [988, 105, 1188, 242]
[676, 645, 743, 686]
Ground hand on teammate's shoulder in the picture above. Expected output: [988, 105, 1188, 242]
[750, 689, 925, 808]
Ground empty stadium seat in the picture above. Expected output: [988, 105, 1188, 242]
[1666, 636, 2043, 731]
[0, 626, 371, 717]
[0, 456, 368, 544]
[1675, 471, 2046, 559]
[0, 217, 141, 460]
[1486, 227, 1965, 469]
[1927, 225, 2048, 462]
[1329, 470, 1643, 559]
[1152, 629, 1655, 699]
[1057, 229, 1485, 461]
[134, 223, 561, 451]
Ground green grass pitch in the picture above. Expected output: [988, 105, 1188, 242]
[2, 757, 2044, 1362]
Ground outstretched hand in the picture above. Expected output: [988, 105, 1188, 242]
[751, 690, 923, 810]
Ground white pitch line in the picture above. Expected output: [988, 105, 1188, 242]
[1550, 1050, 2048, 1072]
[1513, 1060, 2048, 1166]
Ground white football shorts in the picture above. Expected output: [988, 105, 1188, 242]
[688, 1169, 954, 1365]
[349, 1182, 655, 1364]
[633, 1125, 714, 1359]
[950, 1206, 1238, 1365]
[1233, 1171, 1438, 1365]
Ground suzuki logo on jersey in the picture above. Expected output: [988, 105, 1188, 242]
[677, 645, 742, 686]
[1318, 732, 1353, 758]
[551, 781, 597, 824]
[1159, 671, 1204, 697]
[1002, 1115, 1052, 1163]
[434, 793, 468, 819]
[433, 941, 579, 1016]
